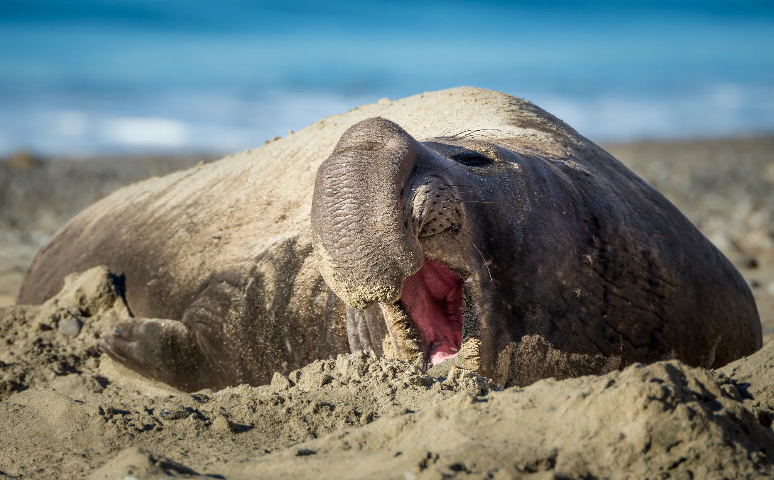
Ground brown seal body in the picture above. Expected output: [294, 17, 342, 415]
[18, 88, 761, 390]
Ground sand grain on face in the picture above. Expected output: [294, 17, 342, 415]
[1, 269, 773, 479]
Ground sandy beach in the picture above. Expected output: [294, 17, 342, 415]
[0, 136, 773, 479]
[2, 0, 772, 477]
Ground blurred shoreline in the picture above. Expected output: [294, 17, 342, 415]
[3, 1, 773, 156]
[1, 136, 772, 343]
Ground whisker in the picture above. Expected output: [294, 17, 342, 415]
[449, 192, 497, 204]
[448, 129, 474, 140]
[457, 128, 503, 139]
[453, 229, 493, 283]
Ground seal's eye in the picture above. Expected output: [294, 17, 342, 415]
[455, 152, 493, 167]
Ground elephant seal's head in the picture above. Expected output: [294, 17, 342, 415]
[312, 117, 512, 372]
[311, 100, 760, 386]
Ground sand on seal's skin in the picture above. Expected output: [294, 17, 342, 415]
[0, 136, 772, 478]
[2, 138, 771, 335]
[0, 155, 212, 308]
[1, 265, 773, 479]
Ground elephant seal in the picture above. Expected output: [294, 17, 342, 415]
[18, 88, 761, 390]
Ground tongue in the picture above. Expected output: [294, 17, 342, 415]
[400, 258, 463, 366]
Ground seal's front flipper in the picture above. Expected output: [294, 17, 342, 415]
[99, 318, 216, 391]
[345, 304, 389, 356]
[99, 241, 351, 392]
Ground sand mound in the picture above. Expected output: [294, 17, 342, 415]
[241, 355, 774, 479]
[1, 267, 773, 479]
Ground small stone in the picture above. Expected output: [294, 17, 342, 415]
[157, 401, 190, 420]
[738, 254, 759, 269]
[360, 411, 375, 425]
[58, 316, 82, 337]
[271, 372, 291, 392]
[210, 415, 238, 434]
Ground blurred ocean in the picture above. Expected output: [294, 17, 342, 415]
[1, 0, 773, 156]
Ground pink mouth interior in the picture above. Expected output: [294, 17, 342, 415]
[400, 258, 464, 366]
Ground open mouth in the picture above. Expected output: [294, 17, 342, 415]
[398, 257, 464, 366]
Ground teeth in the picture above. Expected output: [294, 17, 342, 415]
[378, 302, 425, 368]
[459, 286, 481, 372]
[457, 336, 482, 372]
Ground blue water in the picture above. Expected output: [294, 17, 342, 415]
[1, 0, 773, 155]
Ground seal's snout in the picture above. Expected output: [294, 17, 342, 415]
[311, 117, 482, 370]
[311, 117, 425, 309]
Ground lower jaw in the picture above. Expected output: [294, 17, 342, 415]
[377, 301, 426, 366]
[377, 285, 481, 372]
[430, 349, 460, 367]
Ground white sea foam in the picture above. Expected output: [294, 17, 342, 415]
[53, 111, 88, 138]
[527, 84, 774, 141]
[1, 86, 773, 157]
[102, 117, 190, 147]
